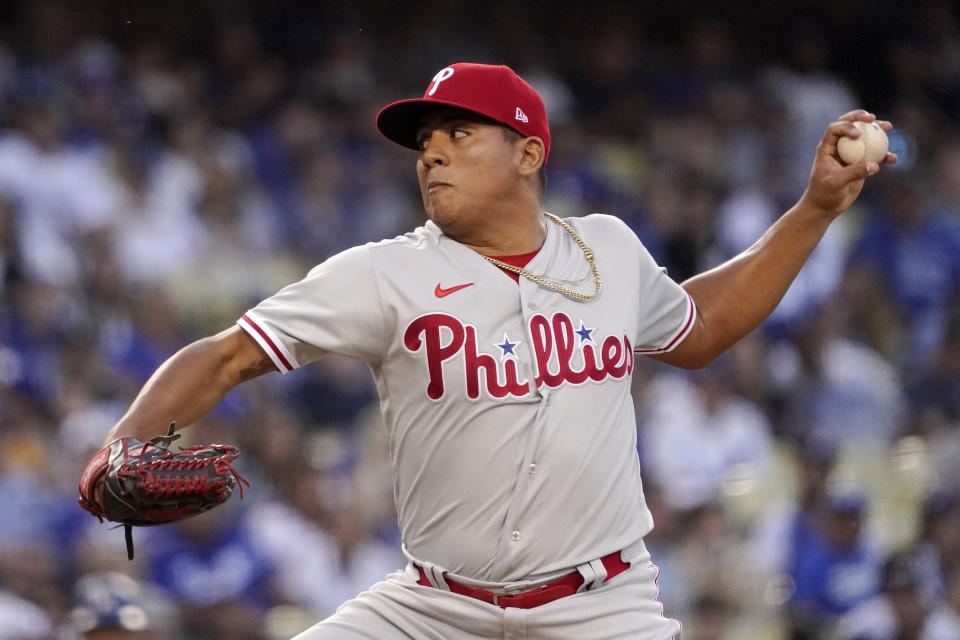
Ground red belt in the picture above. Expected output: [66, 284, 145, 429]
[416, 550, 630, 609]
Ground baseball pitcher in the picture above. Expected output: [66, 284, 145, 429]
[79, 62, 896, 639]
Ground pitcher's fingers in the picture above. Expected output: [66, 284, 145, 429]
[838, 109, 876, 123]
[822, 119, 863, 155]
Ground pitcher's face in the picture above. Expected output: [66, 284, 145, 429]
[415, 109, 525, 239]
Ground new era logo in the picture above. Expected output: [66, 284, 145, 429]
[515, 107, 529, 123]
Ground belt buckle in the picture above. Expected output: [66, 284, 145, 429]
[492, 584, 545, 608]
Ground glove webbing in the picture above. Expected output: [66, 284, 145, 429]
[121, 423, 250, 560]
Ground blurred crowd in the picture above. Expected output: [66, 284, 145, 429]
[1, 1, 960, 638]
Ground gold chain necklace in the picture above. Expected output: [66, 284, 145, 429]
[482, 213, 602, 302]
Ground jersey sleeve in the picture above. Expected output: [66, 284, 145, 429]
[627, 227, 696, 354]
[237, 244, 386, 372]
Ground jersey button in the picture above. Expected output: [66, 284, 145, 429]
[529, 464, 538, 476]
[511, 530, 521, 541]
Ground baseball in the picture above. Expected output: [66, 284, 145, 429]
[837, 120, 889, 165]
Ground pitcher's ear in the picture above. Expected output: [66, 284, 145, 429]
[518, 136, 546, 176]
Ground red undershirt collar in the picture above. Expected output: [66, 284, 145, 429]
[488, 247, 541, 283]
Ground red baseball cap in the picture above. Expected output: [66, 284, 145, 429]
[376, 63, 551, 162]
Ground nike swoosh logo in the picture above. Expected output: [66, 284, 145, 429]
[435, 282, 475, 298]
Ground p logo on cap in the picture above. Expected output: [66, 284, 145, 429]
[376, 62, 551, 162]
[427, 67, 455, 96]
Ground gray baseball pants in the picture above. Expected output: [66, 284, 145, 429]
[294, 538, 681, 640]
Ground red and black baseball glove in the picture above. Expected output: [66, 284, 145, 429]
[78, 423, 250, 559]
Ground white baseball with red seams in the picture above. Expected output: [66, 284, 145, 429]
[237, 212, 690, 638]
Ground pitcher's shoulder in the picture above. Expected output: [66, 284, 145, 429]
[365, 223, 440, 253]
[560, 213, 636, 240]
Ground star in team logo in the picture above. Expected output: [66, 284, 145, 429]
[575, 321, 595, 344]
[495, 332, 520, 360]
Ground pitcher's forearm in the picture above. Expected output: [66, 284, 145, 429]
[102, 327, 275, 444]
[680, 201, 833, 358]
[103, 337, 238, 444]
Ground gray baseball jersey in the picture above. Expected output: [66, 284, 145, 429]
[238, 213, 694, 583]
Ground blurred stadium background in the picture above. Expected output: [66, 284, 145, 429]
[0, 1, 959, 638]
